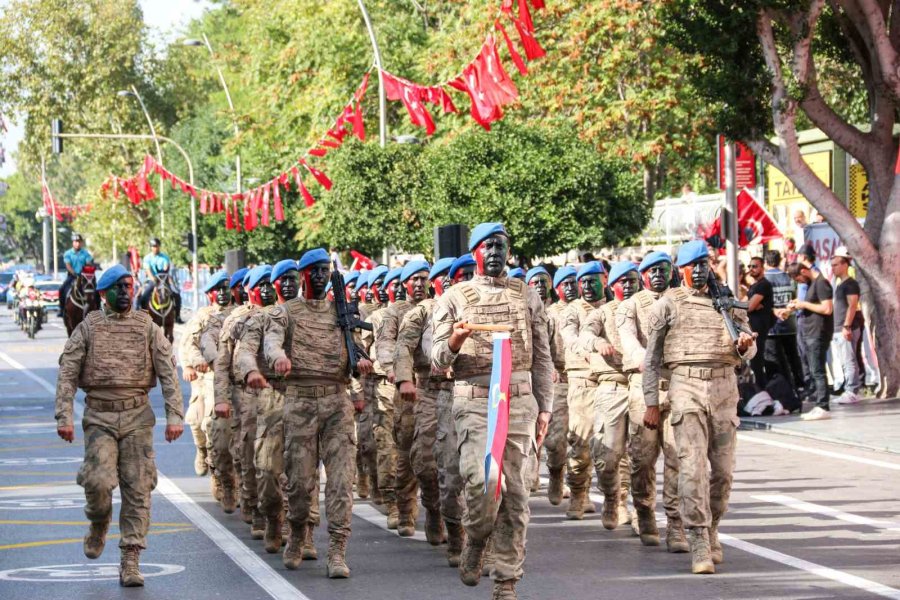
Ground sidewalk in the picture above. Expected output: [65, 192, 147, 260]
[740, 396, 900, 455]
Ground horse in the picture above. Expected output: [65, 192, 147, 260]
[147, 270, 175, 342]
[64, 265, 100, 336]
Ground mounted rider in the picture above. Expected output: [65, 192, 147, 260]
[140, 237, 183, 323]
[59, 233, 94, 316]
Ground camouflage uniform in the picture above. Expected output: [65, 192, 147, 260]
[544, 301, 569, 489]
[55, 308, 182, 549]
[178, 306, 215, 463]
[366, 303, 398, 517]
[618, 289, 682, 539]
[357, 303, 382, 500]
[263, 297, 356, 555]
[643, 286, 755, 569]
[432, 275, 554, 584]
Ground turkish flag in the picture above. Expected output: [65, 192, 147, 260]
[707, 189, 783, 247]
[349, 250, 376, 271]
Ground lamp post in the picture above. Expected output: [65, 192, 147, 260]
[183, 34, 242, 194]
[356, 0, 387, 148]
[117, 85, 166, 235]
[40, 155, 59, 278]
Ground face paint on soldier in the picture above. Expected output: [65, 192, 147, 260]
[682, 259, 710, 291]
[371, 278, 388, 304]
[435, 274, 452, 296]
[529, 275, 550, 302]
[473, 234, 509, 278]
[356, 285, 368, 303]
[274, 271, 299, 302]
[389, 279, 406, 303]
[304, 262, 330, 300]
[453, 264, 476, 283]
[614, 271, 641, 301]
[215, 283, 232, 307]
[645, 263, 672, 293]
[365, 287, 375, 303]
[405, 272, 430, 302]
[346, 283, 358, 303]
[258, 280, 277, 306]
[559, 276, 578, 302]
[240, 286, 249, 304]
[103, 276, 134, 313]
[580, 274, 604, 302]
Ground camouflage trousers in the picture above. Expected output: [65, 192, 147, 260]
[205, 375, 241, 486]
[454, 380, 538, 583]
[627, 373, 680, 521]
[356, 376, 378, 496]
[545, 375, 569, 471]
[590, 379, 633, 503]
[566, 376, 598, 493]
[435, 386, 464, 524]
[372, 376, 398, 505]
[668, 368, 740, 529]
[394, 393, 418, 518]
[239, 386, 260, 513]
[283, 382, 356, 539]
[255, 384, 320, 525]
[410, 375, 445, 516]
[185, 379, 208, 452]
[78, 402, 157, 549]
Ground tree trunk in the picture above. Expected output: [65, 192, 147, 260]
[864, 268, 900, 397]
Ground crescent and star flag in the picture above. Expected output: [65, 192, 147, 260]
[706, 188, 783, 247]
[484, 331, 512, 499]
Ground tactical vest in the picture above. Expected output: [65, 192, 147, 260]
[284, 298, 347, 380]
[589, 300, 624, 375]
[80, 310, 155, 389]
[564, 298, 597, 373]
[452, 278, 532, 379]
[254, 307, 279, 379]
[368, 307, 388, 376]
[223, 305, 256, 380]
[621, 289, 658, 372]
[662, 288, 741, 368]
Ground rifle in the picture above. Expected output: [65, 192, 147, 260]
[707, 274, 753, 344]
[331, 261, 373, 378]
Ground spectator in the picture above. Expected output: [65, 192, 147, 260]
[787, 261, 834, 421]
[746, 256, 775, 388]
[830, 247, 863, 404]
[783, 237, 799, 267]
[763, 250, 804, 392]
[793, 209, 810, 244]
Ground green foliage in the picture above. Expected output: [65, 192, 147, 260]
[0, 173, 45, 264]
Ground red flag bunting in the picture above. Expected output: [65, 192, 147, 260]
[299, 180, 316, 207]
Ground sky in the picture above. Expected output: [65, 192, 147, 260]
[0, 0, 214, 178]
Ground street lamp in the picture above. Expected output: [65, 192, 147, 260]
[183, 34, 242, 195]
[117, 85, 166, 235]
[357, 0, 387, 148]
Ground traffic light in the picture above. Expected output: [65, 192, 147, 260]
[51, 119, 63, 154]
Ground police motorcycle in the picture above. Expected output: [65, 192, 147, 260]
[17, 278, 44, 339]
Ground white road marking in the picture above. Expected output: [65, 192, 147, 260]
[352, 502, 428, 542]
[738, 433, 900, 471]
[0, 350, 82, 420]
[0, 562, 185, 582]
[754, 494, 900, 532]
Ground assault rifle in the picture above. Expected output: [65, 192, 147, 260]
[707, 274, 753, 344]
[331, 261, 372, 378]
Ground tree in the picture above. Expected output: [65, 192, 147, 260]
[665, 0, 900, 396]
[0, 173, 44, 265]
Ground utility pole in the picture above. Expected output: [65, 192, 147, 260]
[724, 141, 739, 291]
[357, 0, 387, 148]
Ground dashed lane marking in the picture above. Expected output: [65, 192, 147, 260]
[738, 433, 900, 471]
[0, 527, 195, 551]
[754, 494, 900, 532]
[0, 481, 72, 491]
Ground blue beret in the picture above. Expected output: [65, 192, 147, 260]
[576, 261, 604, 280]
[203, 270, 230, 293]
[553, 265, 577, 287]
[638, 251, 672, 272]
[367, 265, 389, 287]
[468, 222, 509, 251]
[401, 260, 431, 282]
[356, 272, 370, 288]
[345, 271, 360, 287]
[229, 267, 249, 288]
[676, 240, 709, 267]
[96, 264, 130, 291]
[247, 264, 272, 289]
[449, 255, 476, 279]
[507, 267, 525, 280]
[608, 261, 639, 285]
[429, 257, 456, 280]
[298, 248, 330, 271]
[271, 259, 298, 283]
[384, 268, 403, 286]
[525, 266, 549, 283]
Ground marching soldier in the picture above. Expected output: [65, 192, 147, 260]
[643, 240, 755, 575]
[432, 223, 554, 600]
[55, 264, 183, 587]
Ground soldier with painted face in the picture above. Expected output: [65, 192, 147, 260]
[561, 261, 606, 520]
[523, 266, 552, 493]
[617, 251, 687, 552]
[643, 240, 755, 574]
[55, 264, 183, 587]
[262, 248, 373, 578]
[394, 258, 454, 547]
[449, 254, 476, 285]
[432, 223, 554, 600]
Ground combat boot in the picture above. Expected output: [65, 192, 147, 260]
[194, 446, 209, 476]
[283, 524, 306, 570]
[119, 545, 144, 587]
[618, 504, 633, 526]
[372, 487, 383, 506]
[251, 510, 266, 540]
[482, 537, 495, 577]
[709, 523, 723, 564]
[357, 474, 370, 499]
[547, 467, 564, 506]
[83, 520, 109, 559]
[386, 502, 400, 530]
[566, 489, 586, 520]
[264, 513, 283, 554]
[601, 495, 619, 530]
[666, 519, 689, 553]
[397, 513, 416, 537]
[241, 501, 254, 524]
[210, 472, 223, 503]
[302, 523, 318, 560]
[459, 536, 486, 586]
[221, 481, 237, 514]
[689, 528, 715, 574]
[425, 509, 446, 545]
[445, 521, 466, 567]
[281, 519, 291, 547]
[492, 579, 518, 600]
[326, 534, 350, 578]
[636, 507, 660, 546]
[583, 496, 596, 513]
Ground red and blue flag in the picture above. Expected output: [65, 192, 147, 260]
[484, 332, 512, 499]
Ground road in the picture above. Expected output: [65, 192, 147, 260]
[0, 307, 899, 599]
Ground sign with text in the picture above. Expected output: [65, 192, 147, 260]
[766, 151, 832, 205]
[717, 136, 757, 190]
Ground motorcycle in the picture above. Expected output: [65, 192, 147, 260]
[19, 291, 43, 339]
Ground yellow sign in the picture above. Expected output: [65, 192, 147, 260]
[766, 151, 832, 204]
[848, 162, 869, 218]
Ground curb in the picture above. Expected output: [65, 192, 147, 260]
[739, 417, 900, 456]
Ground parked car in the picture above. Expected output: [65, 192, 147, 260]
[35, 280, 62, 317]
[0, 271, 13, 305]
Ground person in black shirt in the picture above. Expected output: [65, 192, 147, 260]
[746, 257, 774, 388]
[830, 247, 863, 404]
[787, 262, 834, 420]
[763, 251, 804, 392]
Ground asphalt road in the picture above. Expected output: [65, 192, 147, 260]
[1, 307, 899, 600]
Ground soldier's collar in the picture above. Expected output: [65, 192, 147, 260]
[472, 274, 508, 288]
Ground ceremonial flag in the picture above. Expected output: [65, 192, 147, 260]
[484, 331, 512, 499]
[706, 188, 783, 247]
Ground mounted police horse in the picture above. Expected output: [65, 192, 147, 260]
[64, 264, 100, 336]
[145, 270, 175, 342]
